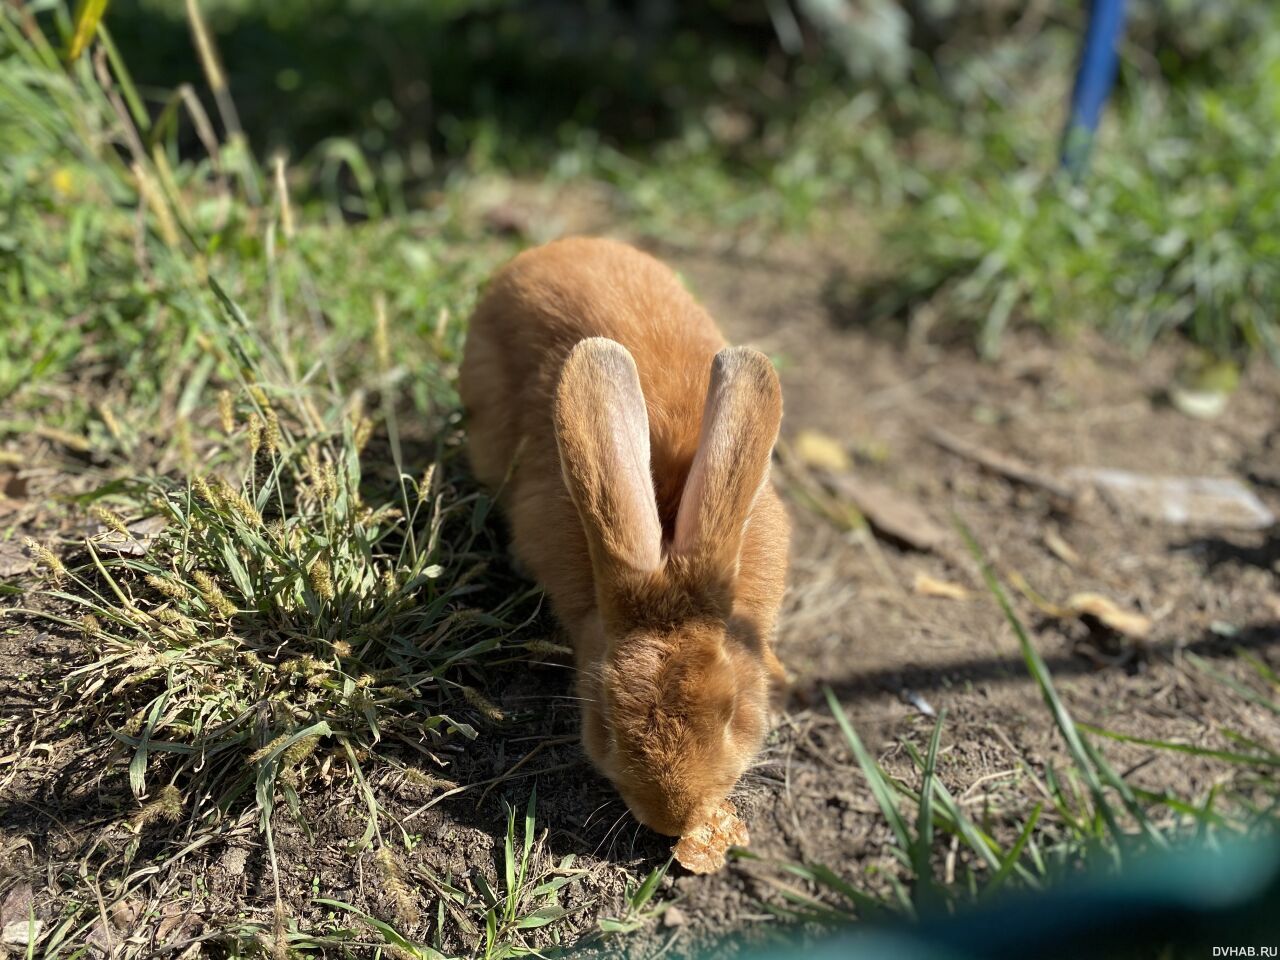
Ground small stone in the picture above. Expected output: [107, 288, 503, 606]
[2, 919, 43, 947]
[663, 906, 687, 928]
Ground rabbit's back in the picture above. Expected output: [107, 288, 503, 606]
[460, 237, 726, 558]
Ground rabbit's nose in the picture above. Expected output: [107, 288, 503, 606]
[621, 786, 706, 837]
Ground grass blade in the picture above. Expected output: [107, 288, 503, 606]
[824, 686, 911, 850]
[1080, 724, 1280, 768]
[957, 521, 1125, 847]
[67, 0, 109, 61]
[912, 710, 945, 910]
[982, 802, 1043, 898]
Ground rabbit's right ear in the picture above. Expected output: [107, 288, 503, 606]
[673, 347, 782, 581]
[555, 338, 663, 580]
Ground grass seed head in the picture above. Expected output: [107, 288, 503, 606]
[462, 685, 505, 723]
[247, 414, 264, 456]
[192, 474, 216, 506]
[373, 294, 391, 372]
[404, 769, 458, 793]
[134, 784, 184, 827]
[215, 476, 263, 527]
[174, 417, 195, 472]
[96, 402, 123, 441]
[374, 847, 420, 928]
[381, 568, 399, 597]
[250, 386, 282, 453]
[154, 608, 196, 635]
[284, 655, 326, 680]
[308, 557, 335, 602]
[146, 573, 190, 601]
[23, 538, 66, 582]
[192, 570, 237, 619]
[281, 735, 320, 768]
[218, 389, 236, 433]
[524, 639, 574, 657]
[248, 732, 292, 765]
[353, 415, 373, 454]
[280, 735, 321, 785]
[263, 407, 281, 454]
[417, 464, 436, 503]
[91, 505, 131, 537]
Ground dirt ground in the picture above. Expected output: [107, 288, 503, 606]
[3, 215, 1279, 958]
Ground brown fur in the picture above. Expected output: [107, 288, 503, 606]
[459, 237, 790, 836]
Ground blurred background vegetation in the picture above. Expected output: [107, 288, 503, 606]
[3, 0, 1278, 440]
[106, 0, 1271, 164]
[61, 1, 1280, 358]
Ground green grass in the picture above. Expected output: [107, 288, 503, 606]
[874, 29, 1280, 360]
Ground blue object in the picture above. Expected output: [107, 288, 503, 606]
[1061, 0, 1128, 177]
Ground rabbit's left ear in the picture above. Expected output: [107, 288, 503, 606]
[673, 347, 782, 580]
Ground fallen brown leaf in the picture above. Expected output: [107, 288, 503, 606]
[793, 429, 851, 473]
[672, 799, 749, 875]
[912, 572, 969, 601]
[1066, 592, 1152, 640]
[1070, 468, 1274, 530]
[0, 541, 34, 578]
[92, 515, 167, 557]
[823, 473, 950, 552]
[0, 471, 28, 499]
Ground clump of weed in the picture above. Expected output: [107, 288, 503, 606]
[44, 403, 535, 821]
[873, 17, 1280, 359]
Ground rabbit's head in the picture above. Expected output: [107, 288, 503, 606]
[555, 338, 785, 835]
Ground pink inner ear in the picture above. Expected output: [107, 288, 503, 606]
[555, 338, 663, 575]
[608, 371, 664, 573]
[673, 375, 730, 556]
[673, 347, 781, 564]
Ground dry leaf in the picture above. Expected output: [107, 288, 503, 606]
[912, 572, 969, 601]
[794, 429, 851, 473]
[672, 799, 749, 874]
[1, 885, 40, 948]
[0, 541, 34, 578]
[823, 474, 950, 552]
[0, 884, 33, 927]
[1066, 593, 1152, 640]
[0, 471, 28, 498]
[92, 515, 167, 557]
